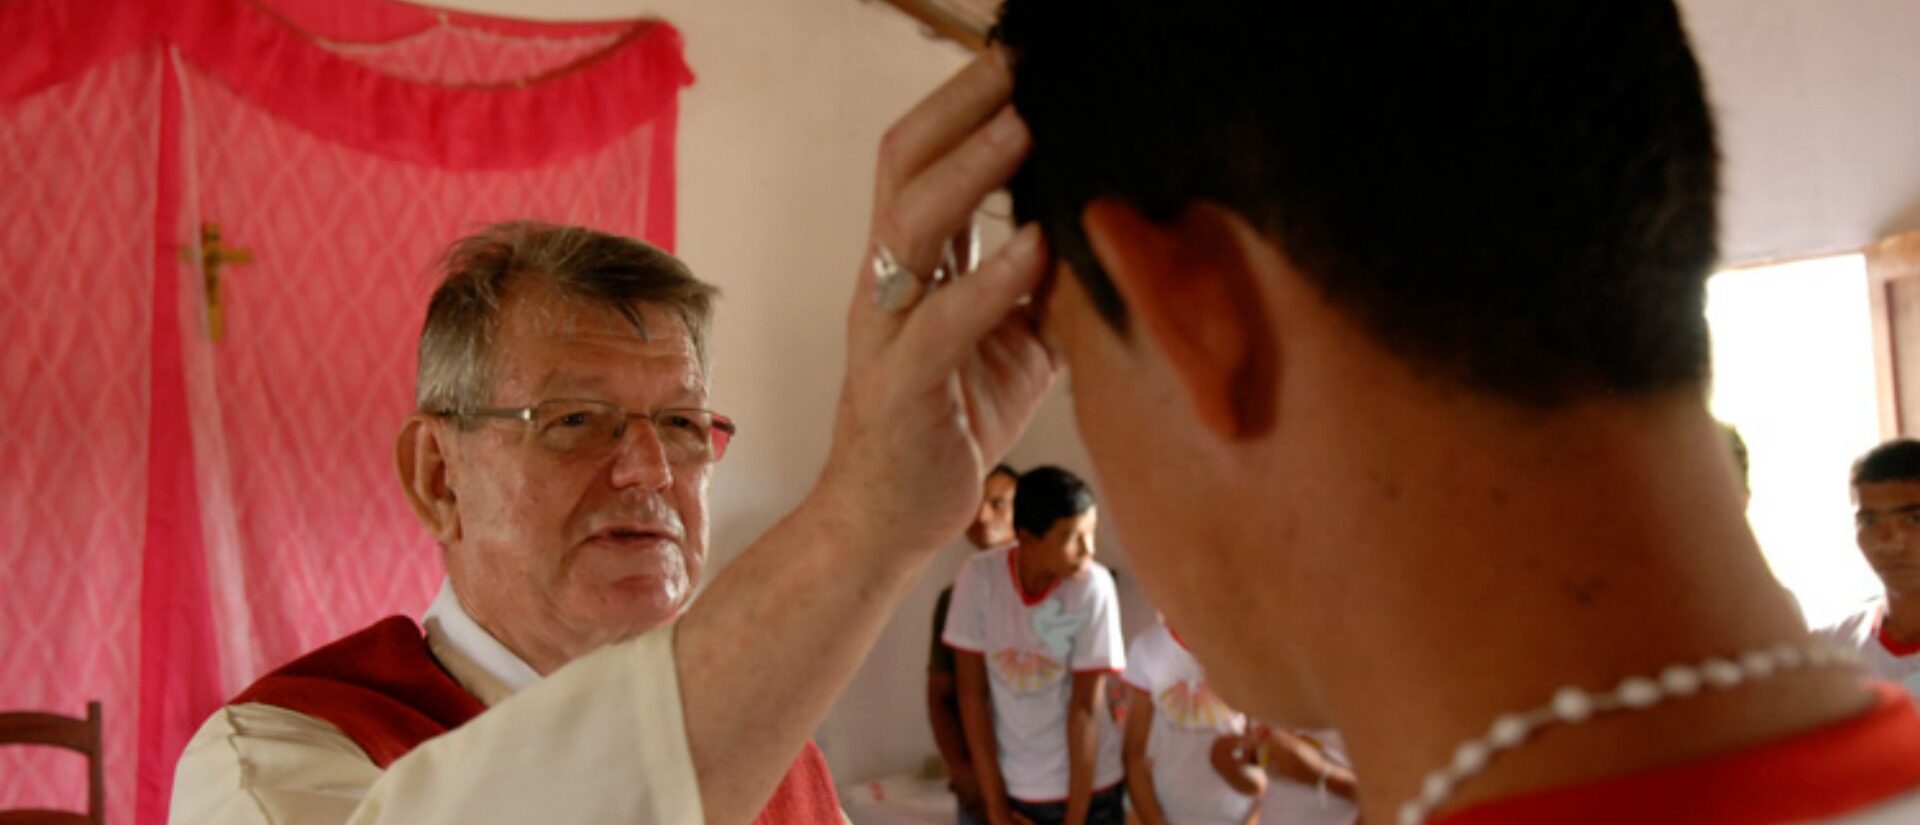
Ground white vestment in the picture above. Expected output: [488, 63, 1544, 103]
[168, 581, 703, 825]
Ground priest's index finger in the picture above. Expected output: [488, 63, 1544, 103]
[874, 49, 1015, 197]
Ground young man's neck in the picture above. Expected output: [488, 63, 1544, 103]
[1015, 542, 1060, 599]
[1245, 373, 1871, 825]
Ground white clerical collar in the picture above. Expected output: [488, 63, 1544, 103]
[421, 579, 543, 697]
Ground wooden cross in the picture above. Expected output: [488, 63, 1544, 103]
[193, 223, 253, 341]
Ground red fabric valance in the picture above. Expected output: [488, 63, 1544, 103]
[0, 0, 693, 170]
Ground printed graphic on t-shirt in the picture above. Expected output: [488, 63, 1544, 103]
[1031, 598, 1085, 659]
[1154, 680, 1235, 731]
[990, 648, 1067, 694]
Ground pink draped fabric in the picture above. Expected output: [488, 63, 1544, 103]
[0, 49, 160, 822]
[0, 1, 692, 822]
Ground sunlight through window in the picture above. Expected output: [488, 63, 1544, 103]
[1707, 254, 1883, 628]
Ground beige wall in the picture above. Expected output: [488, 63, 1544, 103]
[1681, 0, 1920, 264]
[419, 0, 1920, 787]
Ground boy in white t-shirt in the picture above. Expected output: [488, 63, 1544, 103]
[944, 466, 1126, 825]
[1817, 439, 1920, 699]
[1122, 618, 1259, 825]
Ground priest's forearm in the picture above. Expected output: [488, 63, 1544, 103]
[675, 483, 943, 825]
[675, 44, 1054, 825]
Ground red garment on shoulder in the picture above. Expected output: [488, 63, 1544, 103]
[233, 615, 842, 824]
[1435, 683, 1920, 825]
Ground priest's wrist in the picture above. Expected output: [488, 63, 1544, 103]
[799, 468, 960, 566]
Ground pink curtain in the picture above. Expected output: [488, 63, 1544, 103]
[0, 2, 693, 823]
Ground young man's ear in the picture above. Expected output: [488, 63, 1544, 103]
[396, 414, 461, 544]
[1080, 199, 1277, 440]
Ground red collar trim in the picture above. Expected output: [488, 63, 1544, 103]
[1435, 683, 1920, 825]
[1874, 606, 1920, 656]
[1008, 546, 1061, 607]
[1168, 625, 1192, 652]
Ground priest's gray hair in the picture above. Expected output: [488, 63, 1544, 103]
[415, 221, 717, 418]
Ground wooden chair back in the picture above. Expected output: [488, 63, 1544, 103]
[0, 701, 103, 825]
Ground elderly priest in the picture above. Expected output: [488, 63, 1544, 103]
[167, 53, 1053, 825]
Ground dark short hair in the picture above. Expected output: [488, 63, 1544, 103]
[1853, 439, 1920, 486]
[996, 1, 1719, 406]
[988, 463, 1019, 484]
[1014, 465, 1097, 538]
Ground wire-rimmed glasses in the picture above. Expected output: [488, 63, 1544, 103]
[439, 398, 736, 464]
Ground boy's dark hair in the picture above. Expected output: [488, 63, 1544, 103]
[989, 463, 1019, 484]
[1853, 439, 1920, 486]
[996, 1, 1719, 406]
[1014, 465, 1097, 538]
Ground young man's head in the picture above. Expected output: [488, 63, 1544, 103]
[967, 464, 1020, 549]
[1013, 465, 1099, 579]
[1853, 439, 1920, 599]
[997, 1, 1719, 719]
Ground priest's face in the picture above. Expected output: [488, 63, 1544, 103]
[442, 289, 713, 670]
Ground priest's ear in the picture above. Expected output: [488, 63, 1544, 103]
[396, 414, 461, 543]
[1080, 198, 1278, 441]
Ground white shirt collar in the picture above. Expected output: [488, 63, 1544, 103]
[421, 578, 543, 696]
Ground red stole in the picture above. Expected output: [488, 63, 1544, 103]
[233, 615, 842, 823]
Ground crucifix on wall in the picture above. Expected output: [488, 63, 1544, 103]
[192, 223, 253, 341]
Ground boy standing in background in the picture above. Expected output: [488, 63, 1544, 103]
[945, 466, 1125, 825]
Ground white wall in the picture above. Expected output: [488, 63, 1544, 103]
[417, 0, 1920, 787]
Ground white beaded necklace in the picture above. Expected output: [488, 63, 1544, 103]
[1396, 640, 1864, 825]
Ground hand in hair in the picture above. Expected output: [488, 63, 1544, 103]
[824, 46, 1060, 553]
[675, 50, 1058, 825]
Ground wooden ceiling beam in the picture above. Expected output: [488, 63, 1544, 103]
[873, 0, 991, 52]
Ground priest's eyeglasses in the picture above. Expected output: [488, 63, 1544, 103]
[439, 399, 736, 464]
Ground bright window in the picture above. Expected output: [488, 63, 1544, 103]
[1706, 254, 1883, 628]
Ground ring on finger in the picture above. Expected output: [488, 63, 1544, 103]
[872, 244, 926, 313]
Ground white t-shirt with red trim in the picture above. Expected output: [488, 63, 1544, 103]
[1122, 621, 1257, 825]
[942, 545, 1126, 803]
[1818, 598, 1920, 700]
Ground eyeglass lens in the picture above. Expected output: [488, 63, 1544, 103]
[529, 400, 723, 463]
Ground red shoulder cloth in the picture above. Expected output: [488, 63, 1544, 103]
[1436, 682, 1920, 825]
[231, 615, 485, 768]
[232, 615, 844, 823]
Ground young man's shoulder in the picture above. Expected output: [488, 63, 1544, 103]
[1069, 559, 1117, 587]
[1122, 623, 1176, 686]
[1127, 620, 1171, 654]
[1440, 684, 1920, 825]
[952, 545, 1012, 592]
[1817, 597, 1886, 650]
[963, 544, 1015, 573]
